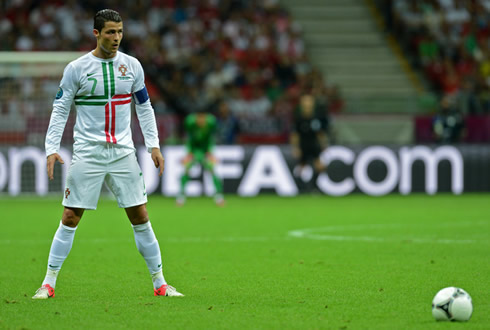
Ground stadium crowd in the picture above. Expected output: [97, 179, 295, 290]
[376, 0, 490, 143]
[0, 0, 340, 144]
[379, 0, 490, 113]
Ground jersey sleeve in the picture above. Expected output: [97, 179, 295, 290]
[132, 59, 146, 93]
[132, 59, 160, 152]
[45, 63, 78, 157]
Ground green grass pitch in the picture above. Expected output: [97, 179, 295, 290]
[0, 194, 489, 329]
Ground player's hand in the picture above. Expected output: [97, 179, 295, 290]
[46, 153, 65, 181]
[151, 148, 165, 177]
[181, 153, 193, 165]
[206, 153, 217, 164]
[292, 147, 302, 159]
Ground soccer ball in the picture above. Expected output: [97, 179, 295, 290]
[432, 287, 473, 321]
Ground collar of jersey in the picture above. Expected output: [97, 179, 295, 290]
[89, 50, 120, 62]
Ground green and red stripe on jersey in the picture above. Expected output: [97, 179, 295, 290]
[105, 93, 131, 143]
[74, 62, 132, 144]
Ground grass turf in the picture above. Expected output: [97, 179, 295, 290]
[0, 194, 489, 329]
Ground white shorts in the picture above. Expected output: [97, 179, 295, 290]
[62, 144, 147, 210]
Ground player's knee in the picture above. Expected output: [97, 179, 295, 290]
[126, 205, 149, 225]
[62, 208, 83, 227]
[130, 215, 149, 225]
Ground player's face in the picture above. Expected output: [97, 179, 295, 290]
[94, 21, 123, 58]
[300, 95, 315, 118]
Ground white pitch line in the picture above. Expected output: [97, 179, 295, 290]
[0, 236, 291, 245]
[288, 221, 489, 244]
[162, 236, 290, 243]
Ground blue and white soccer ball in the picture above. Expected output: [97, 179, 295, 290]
[432, 287, 473, 321]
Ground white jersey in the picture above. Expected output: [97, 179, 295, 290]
[45, 51, 159, 157]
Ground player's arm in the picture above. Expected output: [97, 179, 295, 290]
[45, 63, 78, 180]
[205, 132, 216, 157]
[134, 90, 164, 175]
[132, 61, 163, 175]
[181, 115, 195, 165]
[317, 131, 328, 150]
[317, 116, 329, 150]
[133, 86, 159, 151]
[184, 116, 193, 153]
[290, 131, 301, 159]
[205, 115, 217, 162]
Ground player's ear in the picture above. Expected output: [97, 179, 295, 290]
[93, 29, 100, 39]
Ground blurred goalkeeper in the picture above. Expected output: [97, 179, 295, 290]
[177, 111, 224, 206]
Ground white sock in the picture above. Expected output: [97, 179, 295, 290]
[42, 221, 77, 288]
[132, 221, 166, 289]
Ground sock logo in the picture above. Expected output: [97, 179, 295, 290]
[65, 188, 71, 199]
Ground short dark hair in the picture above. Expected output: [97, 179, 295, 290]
[94, 9, 122, 32]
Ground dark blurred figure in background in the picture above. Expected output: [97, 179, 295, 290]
[290, 94, 328, 192]
[216, 101, 239, 144]
[433, 95, 465, 143]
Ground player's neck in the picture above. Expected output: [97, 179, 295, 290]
[92, 46, 117, 60]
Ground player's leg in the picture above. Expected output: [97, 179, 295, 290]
[203, 157, 224, 205]
[300, 146, 325, 193]
[107, 152, 183, 296]
[33, 207, 84, 299]
[294, 147, 314, 192]
[126, 204, 183, 297]
[311, 151, 327, 191]
[33, 156, 105, 299]
[126, 205, 163, 285]
[177, 153, 196, 205]
[313, 156, 326, 174]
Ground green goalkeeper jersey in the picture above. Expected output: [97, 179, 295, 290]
[184, 113, 217, 155]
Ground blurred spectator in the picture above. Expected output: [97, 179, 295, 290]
[418, 31, 440, 66]
[325, 84, 344, 115]
[248, 86, 272, 118]
[216, 101, 239, 144]
[457, 78, 482, 114]
[376, 0, 490, 144]
[0, 88, 26, 132]
[432, 95, 465, 143]
[0, 0, 343, 144]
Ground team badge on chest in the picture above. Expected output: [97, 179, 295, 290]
[118, 64, 128, 76]
[118, 64, 131, 81]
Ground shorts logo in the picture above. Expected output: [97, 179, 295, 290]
[55, 87, 63, 99]
[65, 188, 71, 199]
[118, 64, 128, 76]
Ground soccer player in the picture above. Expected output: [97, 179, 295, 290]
[177, 111, 224, 206]
[290, 94, 328, 191]
[32, 9, 183, 299]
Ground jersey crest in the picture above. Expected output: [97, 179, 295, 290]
[118, 64, 128, 76]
